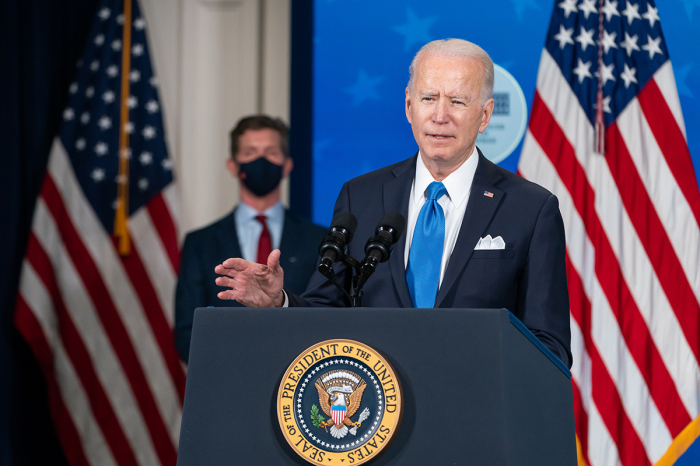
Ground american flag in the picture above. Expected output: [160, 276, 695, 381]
[14, 0, 185, 464]
[518, 0, 700, 465]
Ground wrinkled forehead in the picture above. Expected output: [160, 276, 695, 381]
[413, 54, 484, 95]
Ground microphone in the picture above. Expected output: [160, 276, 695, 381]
[357, 212, 406, 287]
[318, 212, 358, 277]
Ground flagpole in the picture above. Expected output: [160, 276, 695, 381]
[595, 0, 605, 155]
[115, 0, 132, 255]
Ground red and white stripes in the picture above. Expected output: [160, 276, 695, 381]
[15, 140, 184, 465]
[519, 49, 700, 466]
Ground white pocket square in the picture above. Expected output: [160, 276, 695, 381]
[474, 235, 506, 250]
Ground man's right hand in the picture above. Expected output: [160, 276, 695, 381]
[215, 249, 285, 307]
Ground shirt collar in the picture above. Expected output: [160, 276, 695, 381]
[236, 201, 284, 223]
[414, 146, 479, 209]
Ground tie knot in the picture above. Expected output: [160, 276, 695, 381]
[255, 215, 267, 225]
[426, 181, 447, 201]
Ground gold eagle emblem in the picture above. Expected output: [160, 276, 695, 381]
[314, 370, 367, 439]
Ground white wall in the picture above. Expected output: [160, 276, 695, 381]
[141, 0, 291, 236]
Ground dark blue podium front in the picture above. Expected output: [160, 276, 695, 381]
[176, 307, 576, 465]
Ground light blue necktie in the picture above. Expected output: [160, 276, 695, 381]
[407, 181, 447, 308]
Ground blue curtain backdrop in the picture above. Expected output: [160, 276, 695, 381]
[310, 0, 700, 226]
[0, 1, 98, 464]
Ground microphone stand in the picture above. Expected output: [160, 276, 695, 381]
[318, 253, 365, 307]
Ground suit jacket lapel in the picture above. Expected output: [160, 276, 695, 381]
[280, 209, 296, 256]
[435, 150, 504, 307]
[214, 207, 243, 260]
[384, 155, 417, 308]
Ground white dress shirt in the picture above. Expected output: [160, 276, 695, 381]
[404, 147, 479, 287]
[234, 201, 285, 262]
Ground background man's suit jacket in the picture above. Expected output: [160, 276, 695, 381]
[290, 150, 572, 367]
[175, 209, 327, 362]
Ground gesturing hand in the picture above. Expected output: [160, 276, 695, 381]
[215, 249, 285, 307]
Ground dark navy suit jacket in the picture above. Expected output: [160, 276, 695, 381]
[175, 208, 327, 362]
[290, 150, 572, 368]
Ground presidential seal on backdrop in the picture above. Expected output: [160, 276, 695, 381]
[476, 63, 528, 164]
[277, 339, 402, 465]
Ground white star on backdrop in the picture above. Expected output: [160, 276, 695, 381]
[127, 95, 138, 108]
[510, 0, 540, 21]
[116, 14, 125, 24]
[344, 70, 386, 106]
[98, 8, 110, 20]
[620, 32, 640, 56]
[554, 25, 575, 49]
[107, 65, 118, 77]
[392, 8, 437, 52]
[134, 17, 146, 30]
[94, 34, 105, 46]
[641, 35, 663, 59]
[125, 121, 134, 134]
[620, 63, 638, 87]
[132, 44, 144, 56]
[90, 60, 100, 72]
[69, 82, 78, 94]
[80, 112, 90, 124]
[142, 126, 156, 139]
[85, 86, 94, 98]
[63, 108, 74, 121]
[75, 138, 86, 150]
[138, 178, 149, 191]
[130, 70, 141, 82]
[112, 39, 122, 51]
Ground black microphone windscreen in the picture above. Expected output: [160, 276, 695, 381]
[377, 212, 406, 239]
[330, 212, 358, 242]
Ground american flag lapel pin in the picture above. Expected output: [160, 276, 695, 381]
[484, 191, 494, 198]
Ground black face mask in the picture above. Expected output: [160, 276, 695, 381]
[238, 157, 284, 197]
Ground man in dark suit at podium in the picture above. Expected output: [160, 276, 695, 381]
[174, 115, 327, 362]
[214, 40, 572, 368]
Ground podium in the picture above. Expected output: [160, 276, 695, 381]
[177, 307, 576, 465]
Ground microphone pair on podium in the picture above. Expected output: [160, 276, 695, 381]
[317, 212, 406, 307]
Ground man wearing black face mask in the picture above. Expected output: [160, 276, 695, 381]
[174, 115, 327, 363]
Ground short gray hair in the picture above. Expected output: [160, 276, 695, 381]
[407, 39, 494, 104]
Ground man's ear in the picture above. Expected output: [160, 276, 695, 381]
[479, 98, 495, 133]
[283, 157, 294, 178]
[405, 87, 412, 124]
[226, 158, 239, 178]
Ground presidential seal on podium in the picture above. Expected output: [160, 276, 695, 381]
[277, 339, 403, 464]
